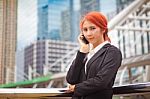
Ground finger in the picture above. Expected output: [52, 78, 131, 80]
[69, 85, 71, 89]
[80, 35, 84, 39]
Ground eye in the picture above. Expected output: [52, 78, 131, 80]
[89, 26, 96, 30]
[83, 28, 88, 32]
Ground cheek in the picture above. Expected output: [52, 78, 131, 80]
[94, 32, 103, 38]
[93, 29, 101, 35]
[94, 28, 102, 33]
[96, 28, 104, 35]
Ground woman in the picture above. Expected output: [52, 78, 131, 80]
[66, 11, 122, 99]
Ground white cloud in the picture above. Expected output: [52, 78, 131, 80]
[17, 0, 37, 50]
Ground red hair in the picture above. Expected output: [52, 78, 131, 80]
[80, 11, 111, 42]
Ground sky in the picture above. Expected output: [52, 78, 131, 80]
[17, 0, 37, 50]
[101, 0, 116, 15]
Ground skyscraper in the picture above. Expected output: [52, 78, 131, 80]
[61, 10, 71, 41]
[0, 0, 17, 84]
[37, 0, 48, 40]
[80, 0, 100, 16]
[37, 0, 72, 41]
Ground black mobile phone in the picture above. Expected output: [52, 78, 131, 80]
[82, 35, 89, 44]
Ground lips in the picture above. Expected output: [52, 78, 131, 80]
[87, 38, 93, 42]
[87, 38, 94, 40]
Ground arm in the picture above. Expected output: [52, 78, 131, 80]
[66, 51, 86, 84]
[74, 48, 122, 96]
[66, 34, 89, 84]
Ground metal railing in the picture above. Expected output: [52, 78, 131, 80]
[0, 82, 150, 99]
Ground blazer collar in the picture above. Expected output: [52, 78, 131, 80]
[86, 43, 111, 70]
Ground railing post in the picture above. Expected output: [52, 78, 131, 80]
[146, 65, 150, 82]
[119, 66, 127, 85]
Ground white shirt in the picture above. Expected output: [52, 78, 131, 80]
[85, 41, 110, 74]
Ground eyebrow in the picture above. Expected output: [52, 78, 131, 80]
[83, 25, 96, 28]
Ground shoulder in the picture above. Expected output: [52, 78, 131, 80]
[108, 44, 122, 57]
[109, 44, 121, 52]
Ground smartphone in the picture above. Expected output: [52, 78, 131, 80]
[82, 35, 89, 44]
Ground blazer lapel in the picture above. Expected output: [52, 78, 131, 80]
[86, 44, 111, 73]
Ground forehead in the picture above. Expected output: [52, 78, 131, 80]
[83, 20, 97, 28]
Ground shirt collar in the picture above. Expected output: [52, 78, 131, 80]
[91, 41, 110, 54]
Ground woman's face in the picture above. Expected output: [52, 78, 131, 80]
[82, 20, 105, 48]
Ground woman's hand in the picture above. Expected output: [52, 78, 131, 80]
[65, 84, 75, 93]
[78, 34, 90, 53]
[69, 84, 75, 92]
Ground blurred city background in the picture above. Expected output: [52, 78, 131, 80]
[0, 0, 150, 98]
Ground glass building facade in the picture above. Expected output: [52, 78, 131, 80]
[80, 0, 100, 16]
[37, 0, 73, 41]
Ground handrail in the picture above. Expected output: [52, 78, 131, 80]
[0, 82, 150, 98]
[0, 72, 66, 88]
[108, 0, 147, 31]
[113, 82, 150, 95]
[0, 74, 53, 88]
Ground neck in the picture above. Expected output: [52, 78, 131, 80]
[93, 39, 105, 48]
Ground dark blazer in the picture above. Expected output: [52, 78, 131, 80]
[66, 44, 122, 99]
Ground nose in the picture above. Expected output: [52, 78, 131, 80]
[86, 30, 92, 36]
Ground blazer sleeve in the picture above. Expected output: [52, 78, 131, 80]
[66, 51, 87, 84]
[74, 47, 122, 96]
